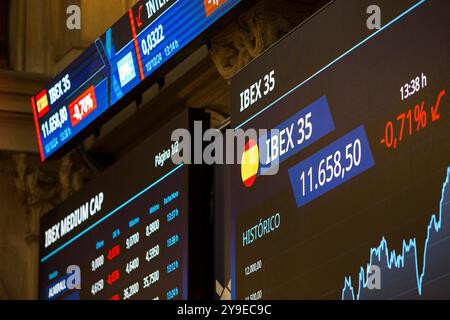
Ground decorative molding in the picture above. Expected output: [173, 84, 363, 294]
[210, 0, 316, 80]
[11, 152, 93, 243]
[0, 70, 52, 153]
[0, 70, 51, 113]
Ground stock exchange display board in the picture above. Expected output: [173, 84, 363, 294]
[31, 0, 241, 161]
[230, 0, 450, 300]
[39, 109, 211, 300]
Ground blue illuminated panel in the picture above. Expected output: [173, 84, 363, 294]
[258, 95, 335, 175]
[288, 126, 375, 208]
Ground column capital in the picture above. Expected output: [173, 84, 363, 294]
[210, 0, 315, 80]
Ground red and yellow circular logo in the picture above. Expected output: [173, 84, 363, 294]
[241, 139, 259, 188]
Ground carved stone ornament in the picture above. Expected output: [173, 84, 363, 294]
[210, 0, 315, 80]
[12, 151, 92, 243]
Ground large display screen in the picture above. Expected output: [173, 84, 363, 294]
[31, 0, 241, 162]
[230, 0, 450, 299]
[39, 109, 210, 300]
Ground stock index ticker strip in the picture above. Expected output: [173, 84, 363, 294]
[31, 0, 241, 162]
[230, 0, 450, 300]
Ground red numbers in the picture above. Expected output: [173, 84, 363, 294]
[381, 89, 446, 150]
[68, 86, 98, 127]
[107, 245, 121, 261]
[107, 270, 120, 286]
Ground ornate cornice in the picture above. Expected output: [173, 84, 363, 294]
[210, 0, 317, 80]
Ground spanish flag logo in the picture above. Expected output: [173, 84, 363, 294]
[241, 139, 259, 188]
[36, 90, 49, 118]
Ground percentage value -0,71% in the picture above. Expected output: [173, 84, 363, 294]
[381, 89, 446, 150]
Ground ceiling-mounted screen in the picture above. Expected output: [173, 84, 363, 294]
[31, 0, 241, 161]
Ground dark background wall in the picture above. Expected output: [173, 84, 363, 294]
[0, 0, 8, 68]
